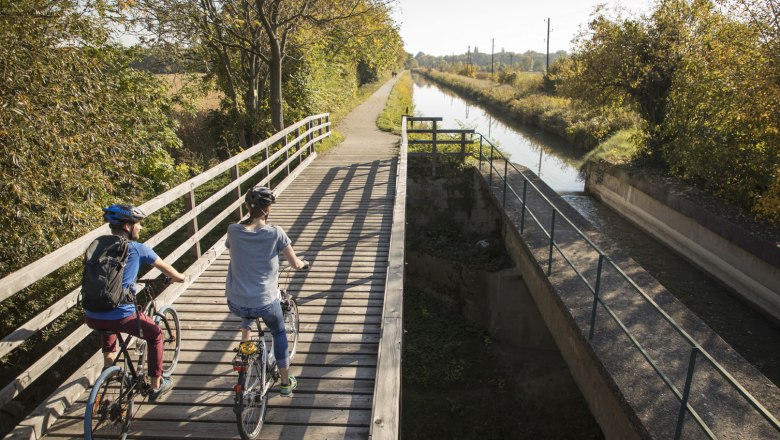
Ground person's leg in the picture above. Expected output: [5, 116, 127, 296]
[114, 313, 164, 389]
[260, 300, 292, 385]
[85, 316, 119, 369]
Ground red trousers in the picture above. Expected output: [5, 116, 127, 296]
[86, 313, 163, 377]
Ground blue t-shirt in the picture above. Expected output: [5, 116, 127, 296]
[84, 241, 159, 320]
[225, 224, 291, 309]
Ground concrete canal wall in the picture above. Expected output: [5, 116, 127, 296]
[475, 164, 780, 439]
[584, 162, 780, 323]
[407, 165, 780, 438]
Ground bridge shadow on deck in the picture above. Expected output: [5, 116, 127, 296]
[273, 158, 394, 438]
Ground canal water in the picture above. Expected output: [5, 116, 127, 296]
[411, 73, 780, 385]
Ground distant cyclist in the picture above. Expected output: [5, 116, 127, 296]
[83, 204, 185, 401]
[225, 186, 308, 397]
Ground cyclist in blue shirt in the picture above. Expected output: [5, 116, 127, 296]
[84, 204, 185, 401]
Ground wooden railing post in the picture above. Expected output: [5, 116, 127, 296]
[264, 143, 270, 181]
[308, 119, 315, 154]
[288, 127, 298, 175]
[230, 164, 243, 221]
[183, 190, 201, 258]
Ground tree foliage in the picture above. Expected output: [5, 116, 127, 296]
[555, 2, 713, 163]
[554, 0, 780, 220]
[662, 4, 780, 211]
[126, 0, 402, 146]
[412, 50, 565, 74]
[0, 0, 188, 276]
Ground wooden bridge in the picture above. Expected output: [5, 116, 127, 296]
[2, 79, 404, 439]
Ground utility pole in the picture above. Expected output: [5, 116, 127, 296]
[545, 18, 551, 74]
[491, 38, 495, 75]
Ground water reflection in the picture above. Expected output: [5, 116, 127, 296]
[412, 74, 586, 193]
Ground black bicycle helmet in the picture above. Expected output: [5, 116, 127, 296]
[245, 186, 276, 208]
[102, 204, 146, 226]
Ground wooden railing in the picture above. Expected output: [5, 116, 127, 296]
[368, 115, 408, 440]
[2, 114, 330, 439]
[405, 116, 475, 176]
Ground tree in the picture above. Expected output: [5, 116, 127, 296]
[0, 0, 187, 276]
[128, 0, 398, 142]
[662, 1, 780, 215]
[559, 1, 713, 163]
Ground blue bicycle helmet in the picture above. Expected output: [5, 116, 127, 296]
[245, 186, 275, 208]
[102, 204, 146, 226]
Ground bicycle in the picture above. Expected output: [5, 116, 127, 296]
[232, 261, 305, 440]
[83, 276, 182, 440]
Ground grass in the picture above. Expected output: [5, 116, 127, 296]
[583, 128, 642, 164]
[418, 68, 636, 155]
[377, 71, 413, 133]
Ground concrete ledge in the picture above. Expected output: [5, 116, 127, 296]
[585, 162, 780, 322]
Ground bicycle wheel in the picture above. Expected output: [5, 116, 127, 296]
[154, 306, 181, 377]
[236, 353, 268, 440]
[84, 366, 134, 440]
[284, 297, 300, 361]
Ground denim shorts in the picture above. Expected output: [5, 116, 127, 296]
[227, 299, 289, 368]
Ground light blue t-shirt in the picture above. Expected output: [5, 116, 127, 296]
[225, 223, 291, 309]
[84, 241, 159, 320]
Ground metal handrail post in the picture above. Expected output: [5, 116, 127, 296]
[489, 143, 494, 185]
[460, 131, 466, 163]
[502, 159, 508, 207]
[432, 120, 438, 177]
[479, 136, 483, 169]
[674, 347, 700, 440]
[547, 210, 556, 275]
[588, 254, 605, 340]
[520, 179, 528, 233]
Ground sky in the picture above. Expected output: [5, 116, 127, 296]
[390, 0, 656, 56]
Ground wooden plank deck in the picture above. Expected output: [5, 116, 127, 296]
[42, 97, 400, 438]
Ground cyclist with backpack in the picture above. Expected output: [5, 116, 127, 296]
[82, 204, 185, 402]
[225, 186, 309, 397]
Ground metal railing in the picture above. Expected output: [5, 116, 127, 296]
[474, 131, 780, 439]
[2, 114, 330, 438]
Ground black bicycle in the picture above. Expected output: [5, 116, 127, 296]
[232, 262, 304, 440]
[84, 276, 181, 440]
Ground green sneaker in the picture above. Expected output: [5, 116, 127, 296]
[280, 375, 297, 397]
